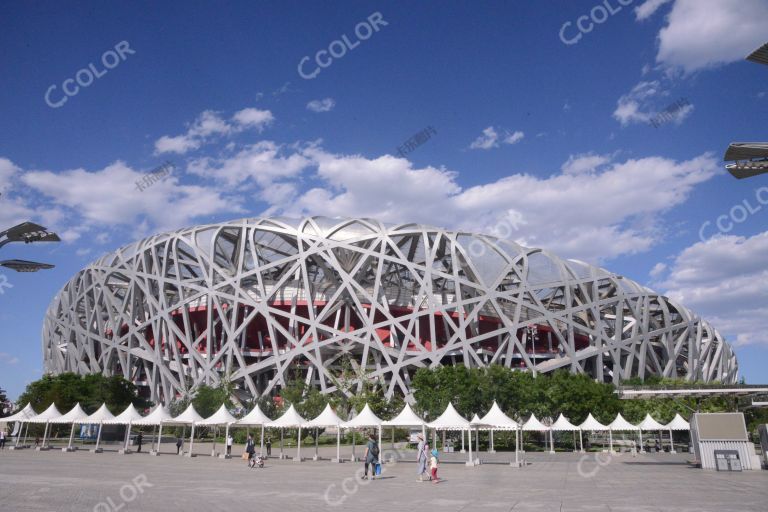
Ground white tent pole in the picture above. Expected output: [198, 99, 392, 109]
[42, 421, 50, 448]
[297, 425, 302, 461]
[579, 430, 583, 452]
[95, 422, 103, 451]
[475, 426, 479, 453]
[68, 422, 76, 450]
[15, 421, 23, 447]
[391, 427, 395, 450]
[461, 429, 465, 452]
[352, 430, 355, 461]
[515, 428, 519, 465]
[668, 428, 675, 453]
[124, 421, 131, 451]
[211, 426, 217, 457]
[638, 429, 644, 452]
[280, 428, 284, 458]
[549, 429, 554, 454]
[609, 430, 613, 453]
[225, 423, 230, 457]
[315, 428, 319, 459]
[467, 427, 473, 466]
[336, 427, 340, 462]
[189, 424, 195, 456]
[260, 424, 264, 455]
[157, 422, 164, 453]
[23, 422, 29, 447]
[490, 429, 494, 453]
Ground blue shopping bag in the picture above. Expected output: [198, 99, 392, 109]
[375, 463, 382, 475]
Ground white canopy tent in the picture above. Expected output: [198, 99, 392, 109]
[550, 414, 580, 452]
[28, 403, 62, 450]
[166, 404, 204, 457]
[342, 404, 383, 465]
[50, 403, 89, 452]
[479, 402, 520, 464]
[197, 404, 238, 458]
[84, 404, 116, 452]
[4, 404, 37, 448]
[607, 413, 639, 453]
[578, 413, 608, 453]
[304, 404, 345, 462]
[105, 404, 146, 453]
[236, 404, 272, 455]
[427, 403, 473, 466]
[267, 404, 308, 461]
[522, 414, 552, 453]
[132, 405, 174, 454]
[637, 414, 666, 453]
[469, 414, 485, 462]
[382, 403, 427, 454]
[664, 413, 690, 454]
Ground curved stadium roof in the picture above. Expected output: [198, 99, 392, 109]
[42, 217, 738, 404]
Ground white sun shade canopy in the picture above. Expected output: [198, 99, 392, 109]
[304, 404, 345, 428]
[133, 405, 173, 426]
[342, 403, 383, 428]
[522, 414, 550, 431]
[166, 404, 204, 425]
[267, 404, 307, 428]
[665, 413, 690, 431]
[105, 404, 146, 425]
[608, 413, 639, 431]
[51, 403, 90, 424]
[427, 403, 470, 430]
[237, 404, 272, 426]
[479, 402, 519, 429]
[579, 413, 609, 431]
[197, 404, 238, 426]
[28, 403, 63, 423]
[2, 403, 37, 423]
[637, 414, 666, 431]
[83, 403, 115, 424]
[470, 413, 488, 428]
[382, 403, 426, 427]
[550, 413, 579, 431]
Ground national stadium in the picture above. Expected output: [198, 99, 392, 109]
[42, 217, 738, 405]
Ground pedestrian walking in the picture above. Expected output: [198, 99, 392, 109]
[362, 433, 379, 480]
[265, 436, 272, 457]
[429, 448, 440, 484]
[136, 431, 143, 453]
[0, 429, 6, 449]
[246, 434, 256, 468]
[226, 433, 233, 456]
[176, 436, 183, 455]
[416, 433, 430, 481]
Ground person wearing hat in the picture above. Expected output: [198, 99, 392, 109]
[429, 448, 440, 484]
[416, 433, 430, 481]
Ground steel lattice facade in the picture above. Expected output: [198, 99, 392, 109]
[42, 217, 738, 405]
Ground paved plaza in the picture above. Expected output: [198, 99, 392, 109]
[0, 445, 766, 511]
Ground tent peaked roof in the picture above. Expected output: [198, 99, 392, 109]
[197, 404, 238, 425]
[84, 403, 115, 423]
[106, 404, 145, 425]
[579, 413, 608, 431]
[169, 404, 204, 425]
[551, 413, 579, 431]
[305, 404, 344, 428]
[237, 404, 272, 426]
[343, 403, 383, 428]
[522, 414, 550, 431]
[267, 404, 307, 428]
[51, 403, 90, 424]
[382, 403, 426, 427]
[608, 413, 639, 431]
[29, 403, 63, 423]
[665, 413, 690, 431]
[2, 403, 37, 423]
[479, 402, 519, 429]
[133, 405, 173, 425]
[638, 414, 665, 430]
[470, 413, 487, 427]
[427, 403, 470, 430]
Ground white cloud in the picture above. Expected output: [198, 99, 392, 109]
[613, 81, 693, 126]
[652, 0, 768, 73]
[0, 157, 20, 193]
[274, 148, 718, 262]
[469, 127, 524, 150]
[634, 0, 673, 21]
[188, 141, 311, 187]
[155, 108, 274, 155]
[0, 352, 19, 365]
[561, 153, 613, 175]
[306, 98, 336, 113]
[649, 262, 667, 279]
[659, 232, 768, 346]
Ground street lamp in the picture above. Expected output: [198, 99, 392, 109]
[0, 221, 60, 272]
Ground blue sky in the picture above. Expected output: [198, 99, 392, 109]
[1, 0, 767, 399]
